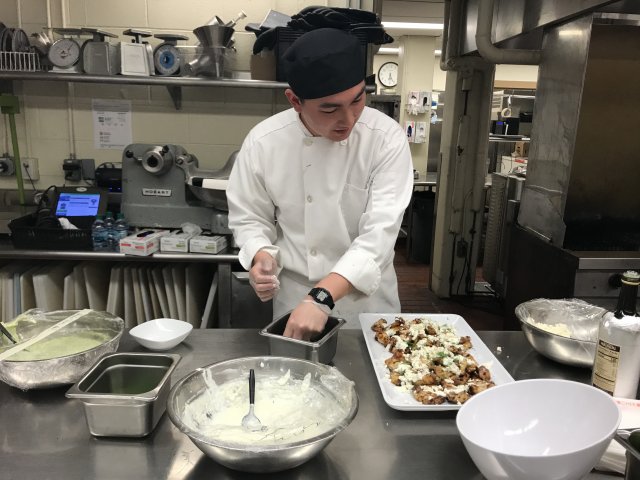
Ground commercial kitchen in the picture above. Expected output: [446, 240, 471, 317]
[0, 1, 639, 479]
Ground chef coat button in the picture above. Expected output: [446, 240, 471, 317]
[307, 195, 313, 203]
[304, 138, 313, 146]
[310, 249, 317, 256]
[340, 140, 347, 146]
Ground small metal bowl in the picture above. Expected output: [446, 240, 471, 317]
[260, 313, 346, 364]
[167, 356, 358, 473]
[516, 299, 606, 368]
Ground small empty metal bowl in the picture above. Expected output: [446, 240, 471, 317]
[260, 313, 346, 364]
[516, 298, 606, 367]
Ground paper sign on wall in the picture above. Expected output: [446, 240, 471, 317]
[92, 99, 132, 149]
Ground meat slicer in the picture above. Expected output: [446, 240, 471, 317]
[121, 143, 233, 233]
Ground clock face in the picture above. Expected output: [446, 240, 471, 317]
[378, 61, 398, 88]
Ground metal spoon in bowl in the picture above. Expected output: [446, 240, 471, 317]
[241, 369, 263, 431]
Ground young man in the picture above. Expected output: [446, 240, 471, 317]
[227, 28, 413, 340]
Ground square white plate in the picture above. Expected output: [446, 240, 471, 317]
[360, 313, 515, 411]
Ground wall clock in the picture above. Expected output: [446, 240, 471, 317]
[378, 61, 398, 88]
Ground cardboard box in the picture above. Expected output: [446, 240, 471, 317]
[119, 230, 170, 256]
[160, 230, 196, 253]
[189, 235, 228, 254]
[514, 141, 529, 157]
[250, 53, 276, 81]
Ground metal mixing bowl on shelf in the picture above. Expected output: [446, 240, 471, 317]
[515, 298, 606, 368]
[0, 309, 125, 390]
[167, 356, 358, 473]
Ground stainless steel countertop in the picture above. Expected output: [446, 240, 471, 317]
[0, 330, 620, 480]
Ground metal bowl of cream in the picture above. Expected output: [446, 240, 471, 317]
[167, 356, 358, 473]
[516, 299, 606, 368]
[0, 309, 124, 390]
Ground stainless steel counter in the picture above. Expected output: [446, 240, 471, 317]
[0, 330, 620, 480]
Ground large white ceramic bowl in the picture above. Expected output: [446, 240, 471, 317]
[456, 379, 620, 480]
[129, 318, 193, 351]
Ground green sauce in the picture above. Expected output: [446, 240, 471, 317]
[8, 332, 110, 361]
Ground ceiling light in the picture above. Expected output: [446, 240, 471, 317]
[378, 47, 400, 55]
[382, 22, 444, 30]
[435, 49, 442, 56]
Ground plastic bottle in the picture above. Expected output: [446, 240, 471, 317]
[103, 211, 116, 252]
[113, 213, 129, 252]
[91, 215, 107, 251]
[592, 270, 640, 398]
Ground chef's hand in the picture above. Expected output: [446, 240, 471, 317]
[283, 300, 328, 341]
[249, 250, 279, 302]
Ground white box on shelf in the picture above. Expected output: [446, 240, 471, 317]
[120, 230, 170, 256]
[189, 235, 228, 255]
[160, 230, 196, 253]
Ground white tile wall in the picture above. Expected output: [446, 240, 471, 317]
[0, 0, 350, 189]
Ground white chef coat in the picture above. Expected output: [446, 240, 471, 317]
[227, 106, 413, 326]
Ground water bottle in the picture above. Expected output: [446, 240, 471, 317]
[103, 211, 116, 252]
[113, 213, 129, 252]
[91, 215, 107, 251]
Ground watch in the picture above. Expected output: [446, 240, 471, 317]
[308, 287, 335, 312]
[378, 61, 398, 88]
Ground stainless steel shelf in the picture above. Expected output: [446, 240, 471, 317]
[0, 243, 240, 263]
[0, 71, 288, 89]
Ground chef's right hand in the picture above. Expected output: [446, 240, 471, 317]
[249, 250, 279, 302]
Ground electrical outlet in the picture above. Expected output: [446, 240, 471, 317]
[21, 157, 39, 181]
[0, 155, 15, 176]
[63, 159, 82, 182]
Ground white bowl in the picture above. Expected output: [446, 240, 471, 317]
[129, 318, 193, 351]
[456, 379, 620, 480]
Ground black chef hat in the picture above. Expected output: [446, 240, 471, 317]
[283, 28, 364, 100]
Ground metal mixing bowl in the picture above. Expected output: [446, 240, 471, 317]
[516, 299, 606, 368]
[167, 356, 358, 473]
[0, 310, 125, 390]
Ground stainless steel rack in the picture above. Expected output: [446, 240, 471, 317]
[0, 71, 289, 109]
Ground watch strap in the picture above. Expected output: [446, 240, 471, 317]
[308, 287, 335, 310]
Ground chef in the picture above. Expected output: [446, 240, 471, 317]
[227, 28, 413, 340]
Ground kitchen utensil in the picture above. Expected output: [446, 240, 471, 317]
[193, 25, 234, 47]
[167, 356, 358, 473]
[515, 298, 606, 367]
[48, 28, 84, 72]
[129, 317, 192, 351]
[260, 313, 345, 364]
[457, 379, 621, 480]
[153, 33, 188, 76]
[241, 368, 263, 431]
[615, 429, 640, 480]
[66, 352, 180, 437]
[0, 322, 17, 344]
[0, 309, 124, 390]
[82, 28, 119, 75]
[121, 29, 154, 76]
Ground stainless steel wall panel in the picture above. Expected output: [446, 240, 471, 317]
[516, 15, 594, 245]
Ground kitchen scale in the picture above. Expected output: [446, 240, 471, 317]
[48, 28, 86, 73]
[153, 33, 189, 76]
[153, 34, 188, 76]
[121, 29, 154, 76]
[82, 28, 120, 75]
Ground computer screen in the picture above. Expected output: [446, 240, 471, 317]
[55, 192, 102, 217]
